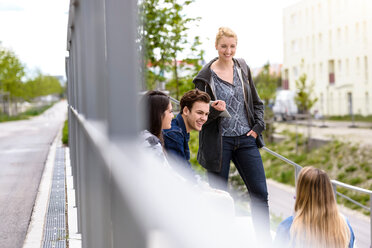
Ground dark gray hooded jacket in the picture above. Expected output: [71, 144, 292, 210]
[193, 57, 265, 172]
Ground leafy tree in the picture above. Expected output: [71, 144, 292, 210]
[138, 0, 204, 99]
[23, 73, 63, 101]
[295, 74, 318, 114]
[0, 47, 25, 95]
[166, 36, 204, 99]
[295, 73, 318, 151]
[0, 46, 25, 114]
[254, 62, 280, 143]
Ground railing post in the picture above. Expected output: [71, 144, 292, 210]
[294, 166, 301, 187]
[332, 183, 337, 201]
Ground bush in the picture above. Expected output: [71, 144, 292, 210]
[62, 120, 68, 145]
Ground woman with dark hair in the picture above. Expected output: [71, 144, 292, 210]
[275, 166, 355, 248]
[141, 90, 173, 164]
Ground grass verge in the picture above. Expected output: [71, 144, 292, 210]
[62, 119, 68, 146]
[0, 103, 55, 122]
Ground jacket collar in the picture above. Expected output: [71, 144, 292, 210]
[193, 57, 242, 84]
[176, 113, 189, 137]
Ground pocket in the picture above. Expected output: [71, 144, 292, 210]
[255, 134, 265, 148]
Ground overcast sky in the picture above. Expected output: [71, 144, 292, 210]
[0, 0, 300, 78]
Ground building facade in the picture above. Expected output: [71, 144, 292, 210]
[282, 0, 372, 116]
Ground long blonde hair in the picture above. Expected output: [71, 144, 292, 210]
[290, 166, 350, 248]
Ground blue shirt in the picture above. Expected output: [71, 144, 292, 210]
[275, 216, 355, 248]
[163, 113, 190, 167]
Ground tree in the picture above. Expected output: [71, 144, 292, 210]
[295, 74, 318, 114]
[0, 46, 25, 115]
[254, 62, 281, 143]
[166, 36, 204, 99]
[138, 0, 204, 99]
[23, 73, 63, 101]
[295, 73, 318, 151]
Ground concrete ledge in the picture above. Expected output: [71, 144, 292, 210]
[22, 129, 59, 248]
[65, 147, 82, 247]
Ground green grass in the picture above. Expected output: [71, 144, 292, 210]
[0, 103, 55, 122]
[189, 128, 372, 215]
[62, 120, 68, 145]
[259, 131, 372, 215]
[328, 114, 372, 122]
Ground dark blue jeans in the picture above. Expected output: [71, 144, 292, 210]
[208, 135, 271, 243]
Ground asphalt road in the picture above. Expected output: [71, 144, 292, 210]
[0, 101, 67, 248]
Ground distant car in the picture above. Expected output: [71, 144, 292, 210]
[273, 90, 298, 121]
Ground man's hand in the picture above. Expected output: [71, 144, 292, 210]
[211, 100, 226, 111]
[247, 130, 258, 139]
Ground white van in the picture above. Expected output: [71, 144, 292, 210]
[272, 90, 298, 121]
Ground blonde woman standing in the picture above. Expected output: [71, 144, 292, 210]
[193, 27, 270, 244]
[274, 166, 355, 248]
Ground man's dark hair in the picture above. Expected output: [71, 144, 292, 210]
[180, 89, 210, 114]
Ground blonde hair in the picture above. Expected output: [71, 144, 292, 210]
[215, 27, 237, 46]
[290, 166, 350, 248]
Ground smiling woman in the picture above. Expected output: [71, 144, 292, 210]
[193, 27, 271, 246]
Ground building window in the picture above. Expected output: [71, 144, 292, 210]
[328, 0, 332, 24]
[284, 43, 286, 58]
[363, 21, 368, 48]
[346, 59, 350, 76]
[291, 40, 298, 53]
[329, 30, 333, 52]
[365, 56, 369, 82]
[319, 62, 323, 78]
[318, 3, 322, 19]
[337, 28, 342, 46]
[312, 35, 316, 57]
[318, 33, 323, 50]
[283, 69, 289, 90]
[306, 36, 310, 51]
[355, 22, 360, 42]
[293, 66, 298, 79]
[291, 13, 297, 25]
[347, 92, 353, 115]
[366, 92, 370, 115]
[338, 60, 342, 74]
[345, 26, 349, 44]
[356, 57, 360, 75]
[313, 64, 316, 80]
[328, 60, 335, 84]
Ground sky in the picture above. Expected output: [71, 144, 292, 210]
[0, 0, 70, 78]
[0, 0, 300, 79]
[187, 0, 301, 68]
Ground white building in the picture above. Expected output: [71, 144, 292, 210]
[282, 0, 372, 116]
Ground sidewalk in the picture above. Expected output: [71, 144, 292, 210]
[275, 120, 372, 146]
[22, 129, 81, 248]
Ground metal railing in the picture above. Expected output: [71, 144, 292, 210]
[262, 146, 372, 247]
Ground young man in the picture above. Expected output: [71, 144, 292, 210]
[163, 89, 224, 166]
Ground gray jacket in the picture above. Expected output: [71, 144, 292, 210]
[193, 57, 265, 172]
